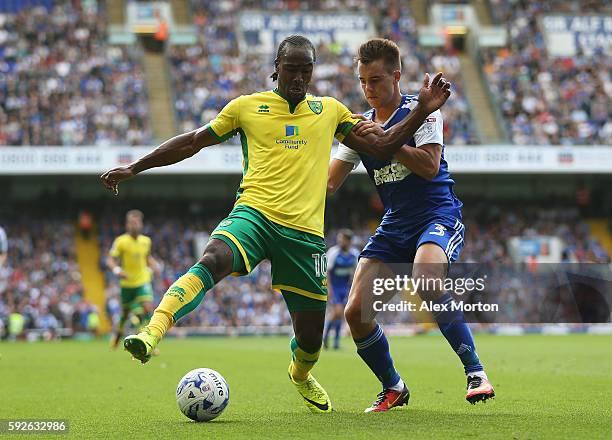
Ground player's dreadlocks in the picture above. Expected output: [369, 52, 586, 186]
[270, 35, 317, 81]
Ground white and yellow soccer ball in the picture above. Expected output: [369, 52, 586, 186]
[176, 368, 230, 422]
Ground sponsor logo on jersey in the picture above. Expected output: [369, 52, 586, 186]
[372, 160, 411, 185]
[332, 266, 354, 277]
[285, 125, 299, 137]
[277, 125, 307, 149]
[257, 104, 270, 113]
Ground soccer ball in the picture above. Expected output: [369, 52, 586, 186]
[176, 368, 230, 422]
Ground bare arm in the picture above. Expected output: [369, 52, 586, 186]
[0, 253, 6, 267]
[106, 255, 126, 279]
[327, 159, 355, 196]
[147, 254, 162, 277]
[394, 143, 442, 181]
[342, 73, 450, 161]
[100, 128, 221, 194]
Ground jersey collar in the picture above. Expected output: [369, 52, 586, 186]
[272, 88, 307, 114]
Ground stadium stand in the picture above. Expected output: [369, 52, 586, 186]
[0, 217, 99, 339]
[0, 1, 152, 146]
[461, 204, 611, 264]
[170, 0, 480, 144]
[483, 0, 612, 145]
[1, 1, 608, 147]
[2, 200, 608, 337]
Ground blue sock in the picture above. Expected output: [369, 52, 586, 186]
[354, 324, 400, 389]
[333, 319, 342, 347]
[323, 322, 332, 346]
[433, 293, 483, 375]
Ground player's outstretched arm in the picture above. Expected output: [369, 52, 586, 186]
[327, 159, 354, 196]
[100, 128, 220, 195]
[342, 72, 451, 160]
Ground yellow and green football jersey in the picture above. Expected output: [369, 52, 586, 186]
[204, 90, 357, 237]
[109, 234, 152, 288]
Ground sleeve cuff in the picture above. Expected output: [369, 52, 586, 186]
[207, 124, 238, 142]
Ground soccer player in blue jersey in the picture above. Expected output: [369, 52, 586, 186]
[324, 229, 359, 350]
[328, 38, 494, 412]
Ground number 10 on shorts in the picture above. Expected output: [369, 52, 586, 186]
[311, 253, 327, 277]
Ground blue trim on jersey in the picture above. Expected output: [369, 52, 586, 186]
[358, 94, 464, 264]
[358, 94, 463, 230]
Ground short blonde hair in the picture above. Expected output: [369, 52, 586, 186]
[126, 209, 144, 220]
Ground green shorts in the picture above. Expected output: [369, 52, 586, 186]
[120, 284, 154, 308]
[211, 205, 327, 312]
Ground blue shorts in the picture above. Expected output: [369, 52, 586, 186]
[329, 287, 349, 305]
[360, 216, 465, 264]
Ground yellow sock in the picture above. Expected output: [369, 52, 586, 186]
[145, 263, 214, 339]
[289, 337, 320, 382]
[146, 310, 173, 339]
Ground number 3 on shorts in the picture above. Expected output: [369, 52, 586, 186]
[429, 224, 447, 237]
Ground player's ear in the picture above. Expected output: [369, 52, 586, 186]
[270, 58, 280, 80]
[393, 70, 401, 83]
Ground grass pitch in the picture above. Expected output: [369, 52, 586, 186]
[1, 334, 611, 439]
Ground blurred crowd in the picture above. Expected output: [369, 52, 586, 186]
[1, 1, 610, 147]
[460, 204, 610, 264]
[1, 202, 609, 337]
[483, 0, 612, 145]
[170, 0, 479, 145]
[0, 1, 152, 146]
[0, 218, 100, 340]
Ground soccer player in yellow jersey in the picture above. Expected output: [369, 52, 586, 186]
[106, 210, 160, 349]
[100, 35, 451, 413]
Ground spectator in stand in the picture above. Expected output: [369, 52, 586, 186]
[0, 225, 7, 267]
[78, 211, 93, 240]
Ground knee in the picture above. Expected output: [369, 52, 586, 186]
[412, 265, 446, 301]
[344, 301, 362, 329]
[197, 243, 232, 281]
[295, 327, 323, 352]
